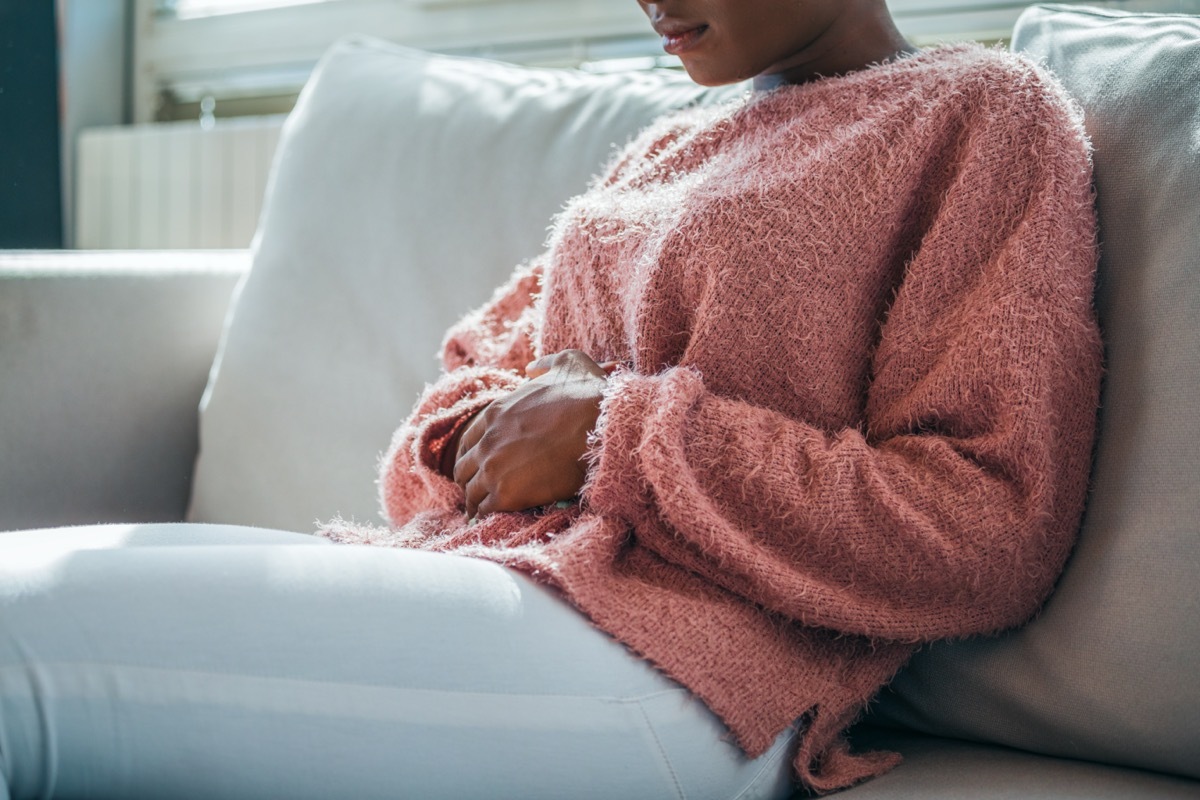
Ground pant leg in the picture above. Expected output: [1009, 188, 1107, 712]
[0, 523, 797, 800]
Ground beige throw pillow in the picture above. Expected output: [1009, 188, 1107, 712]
[869, 5, 1200, 781]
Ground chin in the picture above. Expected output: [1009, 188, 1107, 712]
[680, 65, 741, 87]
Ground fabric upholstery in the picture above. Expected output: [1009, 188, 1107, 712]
[0, 251, 245, 531]
[868, 5, 1200, 781]
[839, 728, 1200, 799]
[187, 38, 740, 531]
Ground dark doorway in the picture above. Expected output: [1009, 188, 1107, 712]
[0, 0, 64, 248]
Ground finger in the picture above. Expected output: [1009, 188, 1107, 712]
[452, 447, 478, 490]
[456, 412, 488, 459]
[475, 490, 504, 518]
[598, 361, 620, 375]
[566, 349, 608, 378]
[464, 477, 488, 520]
[474, 495, 492, 518]
[525, 357, 549, 379]
[531, 350, 607, 380]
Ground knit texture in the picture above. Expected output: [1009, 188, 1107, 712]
[320, 44, 1103, 795]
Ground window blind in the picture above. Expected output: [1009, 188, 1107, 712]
[135, 0, 1200, 122]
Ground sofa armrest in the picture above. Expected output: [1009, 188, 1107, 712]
[0, 250, 247, 531]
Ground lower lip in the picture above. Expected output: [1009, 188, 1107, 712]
[661, 26, 708, 56]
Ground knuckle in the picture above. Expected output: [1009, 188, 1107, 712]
[491, 478, 508, 504]
[472, 430, 494, 456]
[470, 461, 488, 489]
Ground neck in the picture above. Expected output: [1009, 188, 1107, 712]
[752, 8, 918, 92]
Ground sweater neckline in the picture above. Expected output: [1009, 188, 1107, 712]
[650, 43, 987, 176]
[735, 42, 982, 109]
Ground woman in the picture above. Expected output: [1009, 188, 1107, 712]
[0, 1, 1102, 798]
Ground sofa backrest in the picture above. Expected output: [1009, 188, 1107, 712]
[869, 4, 1200, 781]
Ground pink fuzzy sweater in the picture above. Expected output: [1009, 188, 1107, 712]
[322, 45, 1103, 794]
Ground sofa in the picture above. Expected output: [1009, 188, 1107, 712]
[1, 4, 1197, 797]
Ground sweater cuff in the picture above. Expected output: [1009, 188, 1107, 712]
[581, 367, 704, 524]
[380, 367, 523, 524]
[413, 373, 522, 493]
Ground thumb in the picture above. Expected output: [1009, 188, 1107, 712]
[525, 357, 549, 379]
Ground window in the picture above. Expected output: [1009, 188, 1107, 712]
[135, 0, 662, 121]
[159, 0, 340, 19]
[135, 0, 1200, 122]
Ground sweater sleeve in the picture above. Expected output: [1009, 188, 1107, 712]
[582, 83, 1104, 645]
[379, 256, 543, 526]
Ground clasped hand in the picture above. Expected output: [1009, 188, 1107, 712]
[450, 350, 617, 519]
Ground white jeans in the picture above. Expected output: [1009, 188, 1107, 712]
[0, 524, 797, 800]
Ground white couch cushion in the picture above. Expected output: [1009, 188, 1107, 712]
[869, 5, 1200, 781]
[188, 38, 739, 531]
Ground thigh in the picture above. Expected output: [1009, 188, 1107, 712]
[0, 523, 796, 800]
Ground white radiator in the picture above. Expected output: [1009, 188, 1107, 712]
[76, 116, 284, 249]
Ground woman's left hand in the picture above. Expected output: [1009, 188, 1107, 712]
[453, 350, 616, 519]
